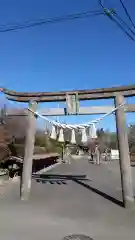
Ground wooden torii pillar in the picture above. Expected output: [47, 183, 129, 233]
[115, 94, 134, 209]
[20, 101, 37, 201]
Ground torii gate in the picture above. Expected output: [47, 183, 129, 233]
[1, 84, 135, 209]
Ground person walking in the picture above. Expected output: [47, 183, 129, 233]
[95, 145, 100, 165]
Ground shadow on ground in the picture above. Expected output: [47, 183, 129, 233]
[33, 172, 124, 208]
[73, 179, 124, 207]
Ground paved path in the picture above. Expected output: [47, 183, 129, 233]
[1, 157, 135, 240]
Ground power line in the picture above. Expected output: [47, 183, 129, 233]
[114, 12, 135, 36]
[99, 0, 130, 9]
[119, 0, 135, 28]
[99, 0, 135, 41]
[0, 10, 103, 33]
[99, 0, 104, 8]
[107, 13, 135, 41]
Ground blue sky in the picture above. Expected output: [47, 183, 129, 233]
[0, 0, 135, 131]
